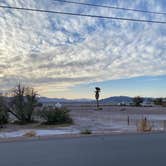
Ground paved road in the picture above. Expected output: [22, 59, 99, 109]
[0, 133, 166, 166]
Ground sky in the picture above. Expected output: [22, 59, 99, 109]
[0, 0, 166, 99]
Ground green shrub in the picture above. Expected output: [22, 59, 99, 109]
[0, 96, 8, 127]
[81, 129, 92, 135]
[39, 107, 73, 125]
[133, 96, 144, 106]
[0, 109, 8, 125]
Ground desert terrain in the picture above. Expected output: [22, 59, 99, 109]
[0, 105, 166, 139]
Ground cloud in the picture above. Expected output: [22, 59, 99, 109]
[0, 0, 166, 96]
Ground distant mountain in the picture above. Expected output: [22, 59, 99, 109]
[38, 97, 94, 103]
[38, 96, 155, 104]
[100, 96, 133, 104]
[38, 96, 133, 104]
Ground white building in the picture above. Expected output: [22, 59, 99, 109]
[141, 99, 154, 107]
[42, 102, 62, 108]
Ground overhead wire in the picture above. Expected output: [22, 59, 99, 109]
[53, 0, 166, 16]
[0, 5, 166, 24]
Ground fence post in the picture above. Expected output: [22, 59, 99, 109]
[163, 120, 166, 131]
[127, 116, 130, 126]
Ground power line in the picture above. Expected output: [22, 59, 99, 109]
[53, 0, 166, 16]
[0, 5, 166, 24]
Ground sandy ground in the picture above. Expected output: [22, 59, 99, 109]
[0, 105, 166, 139]
[70, 106, 166, 132]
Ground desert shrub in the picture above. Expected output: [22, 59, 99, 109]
[154, 98, 163, 105]
[0, 95, 8, 127]
[81, 129, 92, 135]
[133, 96, 144, 106]
[0, 110, 8, 125]
[137, 118, 152, 132]
[39, 107, 73, 125]
[23, 130, 37, 137]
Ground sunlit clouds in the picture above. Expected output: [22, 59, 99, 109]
[0, 0, 166, 97]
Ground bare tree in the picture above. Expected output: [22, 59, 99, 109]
[8, 84, 38, 123]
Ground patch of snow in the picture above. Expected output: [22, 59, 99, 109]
[0, 129, 80, 139]
[0, 131, 24, 138]
[35, 129, 79, 136]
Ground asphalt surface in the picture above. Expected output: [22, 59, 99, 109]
[0, 133, 166, 166]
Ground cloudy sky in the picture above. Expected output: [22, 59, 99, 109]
[0, 0, 166, 99]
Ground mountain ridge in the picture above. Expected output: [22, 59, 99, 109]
[38, 96, 156, 103]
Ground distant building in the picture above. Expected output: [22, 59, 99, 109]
[117, 101, 133, 106]
[141, 99, 154, 107]
[55, 102, 62, 108]
[42, 102, 62, 108]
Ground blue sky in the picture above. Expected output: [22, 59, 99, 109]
[0, 0, 166, 98]
[72, 75, 166, 99]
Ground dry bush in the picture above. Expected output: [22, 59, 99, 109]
[23, 130, 37, 137]
[81, 129, 92, 135]
[137, 119, 152, 132]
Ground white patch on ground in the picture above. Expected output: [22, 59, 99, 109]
[0, 129, 80, 139]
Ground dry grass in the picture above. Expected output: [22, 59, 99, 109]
[23, 130, 37, 137]
[137, 119, 152, 132]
